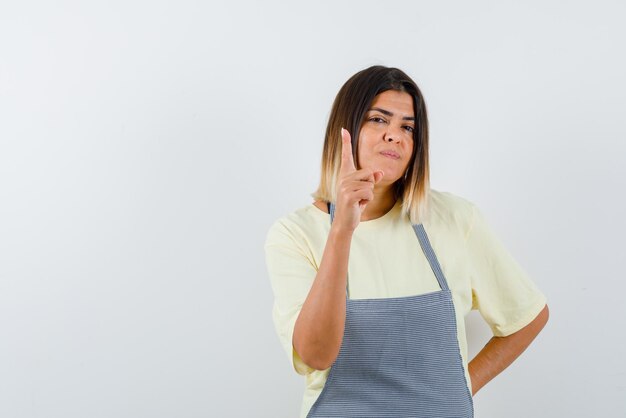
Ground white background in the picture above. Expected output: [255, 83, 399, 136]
[1, 1, 625, 417]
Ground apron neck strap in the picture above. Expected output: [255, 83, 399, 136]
[412, 223, 449, 291]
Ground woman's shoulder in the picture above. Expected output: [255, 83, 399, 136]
[427, 188, 478, 230]
[428, 188, 476, 211]
[277, 201, 329, 226]
[265, 201, 329, 247]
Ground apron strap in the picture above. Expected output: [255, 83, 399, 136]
[412, 223, 449, 291]
[327, 201, 450, 296]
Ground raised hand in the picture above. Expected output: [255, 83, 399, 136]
[333, 128, 384, 232]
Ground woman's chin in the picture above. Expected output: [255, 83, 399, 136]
[375, 176, 402, 189]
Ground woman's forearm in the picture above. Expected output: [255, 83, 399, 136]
[469, 304, 549, 395]
[292, 224, 354, 370]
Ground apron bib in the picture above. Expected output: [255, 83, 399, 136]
[306, 202, 474, 418]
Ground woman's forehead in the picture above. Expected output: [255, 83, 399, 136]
[369, 90, 415, 116]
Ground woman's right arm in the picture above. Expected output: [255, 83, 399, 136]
[292, 223, 353, 370]
[292, 128, 383, 370]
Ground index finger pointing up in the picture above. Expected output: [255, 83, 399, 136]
[340, 127, 356, 175]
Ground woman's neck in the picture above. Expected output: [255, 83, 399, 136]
[360, 185, 396, 221]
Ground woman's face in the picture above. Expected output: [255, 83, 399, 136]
[357, 90, 415, 186]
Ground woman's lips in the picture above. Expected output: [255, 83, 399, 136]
[380, 151, 400, 160]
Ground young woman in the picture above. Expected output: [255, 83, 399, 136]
[265, 65, 549, 418]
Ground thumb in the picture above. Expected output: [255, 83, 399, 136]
[373, 170, 384, 184]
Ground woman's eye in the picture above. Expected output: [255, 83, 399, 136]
[404, 126, 415, 133]
[370, 117, 385, 123]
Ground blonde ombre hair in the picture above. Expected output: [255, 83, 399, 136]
[311, 66, 431, 224]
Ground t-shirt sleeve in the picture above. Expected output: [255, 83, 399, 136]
[466, 204, 547, 337]
[264, 218, 316, 375]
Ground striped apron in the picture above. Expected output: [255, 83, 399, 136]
[306, 202, 474, 417]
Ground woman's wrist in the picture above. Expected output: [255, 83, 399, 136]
[329, 223, 355, 239]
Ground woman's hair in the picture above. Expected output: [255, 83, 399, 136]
[311, 65, 431, 224]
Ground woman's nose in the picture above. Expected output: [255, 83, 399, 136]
[383, 126, 402, 143]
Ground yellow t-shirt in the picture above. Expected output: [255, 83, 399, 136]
[264, 189, 547, 418]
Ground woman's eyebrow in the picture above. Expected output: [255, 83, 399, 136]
[369, 107, 415, 121]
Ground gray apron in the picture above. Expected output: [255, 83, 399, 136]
[306, 202, 474, 418]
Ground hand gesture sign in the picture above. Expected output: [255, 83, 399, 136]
[334, 128, 384, 232]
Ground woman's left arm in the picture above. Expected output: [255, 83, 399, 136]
[468, 304, 549, 396]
